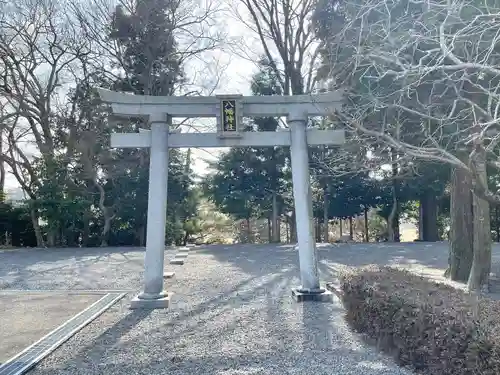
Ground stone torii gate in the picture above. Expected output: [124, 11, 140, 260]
[98, 88, 344, 309]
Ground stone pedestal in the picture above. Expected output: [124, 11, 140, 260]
[130, 292, 172, 309]
[291, 288, 334, 302]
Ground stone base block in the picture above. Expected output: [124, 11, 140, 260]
[291, 288, 334, 303]
[129, 293, 172, 309]
[175, 252, 189, 258]
[170, 258, 184, 265]
[163, 271, 175, 278]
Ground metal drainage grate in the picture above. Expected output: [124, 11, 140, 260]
[0, 292, 126, 375]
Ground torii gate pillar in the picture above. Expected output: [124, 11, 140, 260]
[135, 113, 171, 307]
[288, 109, 325, 299]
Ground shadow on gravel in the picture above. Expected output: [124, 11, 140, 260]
[67, 308, 152, 366]
[195, 242, 459, 281]
[0, 247, 145, 281]
[195, 244, 299, 276]
[25, 243, 420, 375]
[195, 242, 500, 301]
[301, 301, 341, 350]
[30, 351, 407, 375]
[155, 269, 299, 343]
[316, 242, 451, 270]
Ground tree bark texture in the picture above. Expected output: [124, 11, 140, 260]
[496, 206, 500, 243]
[271, 193, 280, 242]
[30, 207, 45, 247]
[267, 216, 272, 242]
[349, 217, 354, 240]
[285, 220, 290, 243]
[449, 166, 474, 282]
[364, 207, 369, 242]
[290, 212, 297, 242]
[315, 218, 321, 242]
[420, 190, 439, 241]
[390, 148, 400, 242]
[323, 187, 329, 242]
[467, 149, 491, 291]
[387, 185, 398, 242]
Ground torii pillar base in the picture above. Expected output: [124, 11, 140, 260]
[291, 288, 334, 303]
[129, 292, 172, 309]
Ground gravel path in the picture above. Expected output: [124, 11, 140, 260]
[2, 242, 498, 375]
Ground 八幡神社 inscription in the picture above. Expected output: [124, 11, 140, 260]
[221, 99, 237, 132]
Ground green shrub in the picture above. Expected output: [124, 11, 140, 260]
[338, 265, 500, 375]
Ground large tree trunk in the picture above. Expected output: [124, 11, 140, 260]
[246, 217, 252, 243]
[100, 217, 112, 247]
[65, 226, 77, 247]
[95, 180, 114, 247]
[467, 153, 491, 292]
[496, 206, 500, 243]
[30, 207, 45, 247]
[290, 212, 297, 242]
[315, 218, 321, 242]
[275, 217, 281, 242]
[138, 225, 146, 247]
[323, 188, 329, 242]
[339, 219, 343, 236]
[47, 228, 57, 247]
[468, 192, 491, 291]
[418, 203, 424, 240]
[392, 207, 400, 241]
[387, 185, 398, 242]
[390, 148, 401, 242]
[82, 214, 90, 247]
[364, 206, 369, 242]
[271, 193, 280, 242]
[349, 217, 354, 240]
[448, 166, 474, 282]
[285, 219, 290, 243]
[267, 216, 272, 242]
[0, 124, 4, 203]
[420, 190, 439, 241]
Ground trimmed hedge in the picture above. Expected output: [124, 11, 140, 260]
[338, 265, 500, 375]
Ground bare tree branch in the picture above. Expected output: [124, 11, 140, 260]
[229, 0, 321, 95]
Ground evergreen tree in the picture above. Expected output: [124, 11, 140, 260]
[106, 0, 198, 246]
[203, 58, 289, 243]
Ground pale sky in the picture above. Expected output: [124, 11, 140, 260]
[180, 5, 261, 180]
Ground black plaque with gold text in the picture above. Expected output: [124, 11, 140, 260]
[221, 99, 237, 132]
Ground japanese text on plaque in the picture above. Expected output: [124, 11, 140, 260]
[222, 100, 237, 132]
